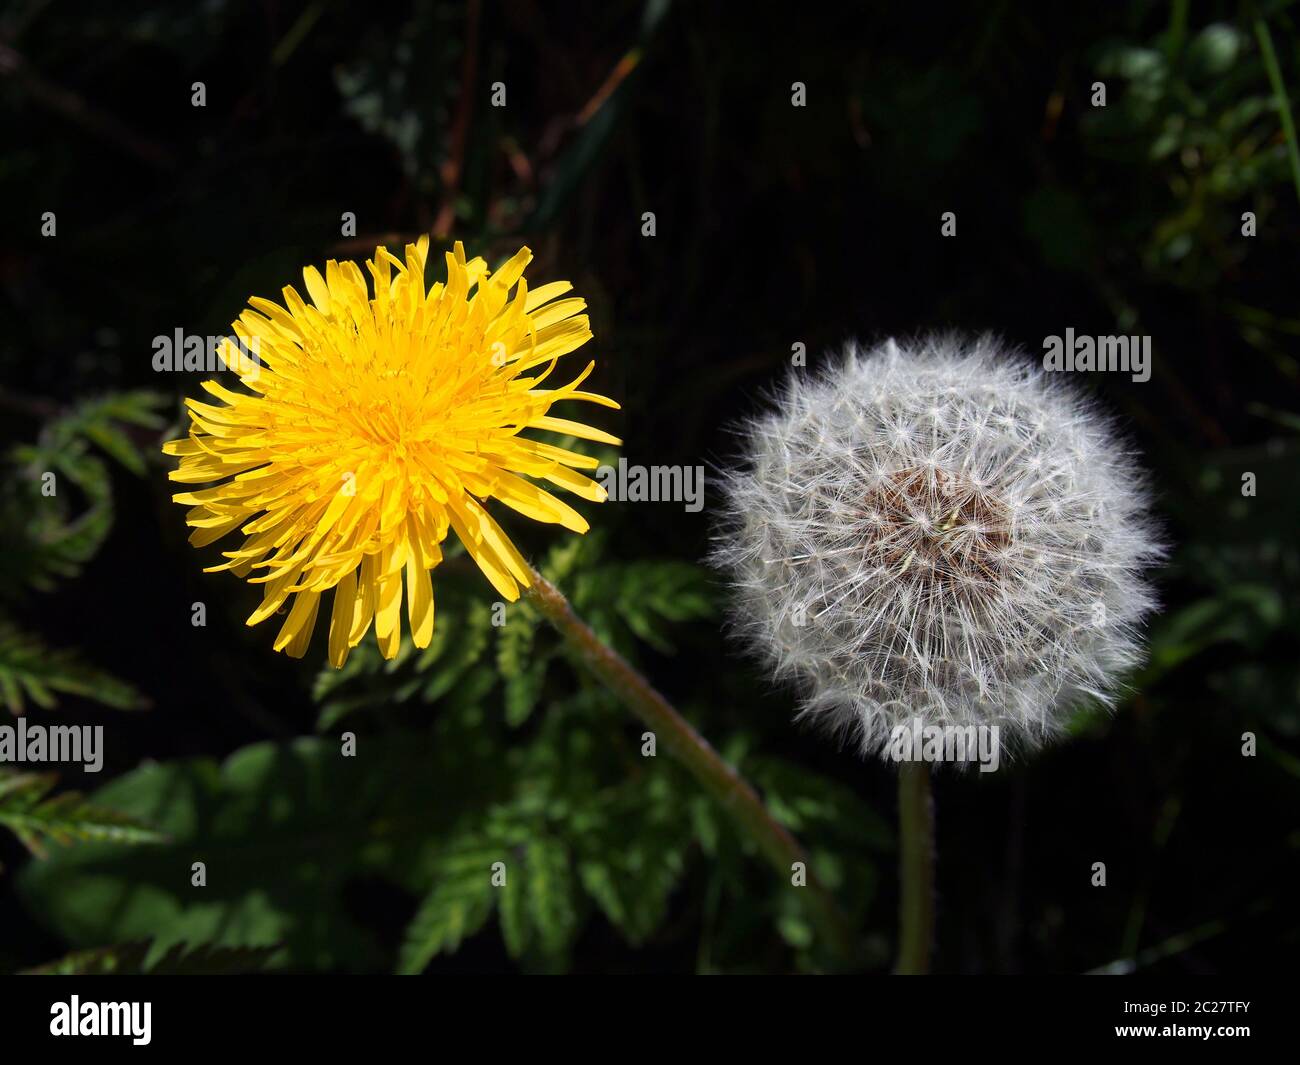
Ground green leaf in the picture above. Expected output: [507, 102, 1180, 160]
[746, 756, 893, 852]
[1143, 584, 1286, 681]
[0, 390, 165, 598]
[421, 601, 493, 701]
[504, 657, 548, 728]
[0, 618, 147, 713]
[396, 840, 499, 974]
[466, 804, 582, 965]
[0, 445, 113, 595]
[0, 768, 164, 857]
[572, 775, 690, 945]
[570, 556, 715, 655]
[524, 834, 578, 957]
[496, 853, 532, 959]
[41, 390, 168, 478]
[16, 735, 493, 969]
[498, 606, 547, 727]
[313, 593, 495, 730]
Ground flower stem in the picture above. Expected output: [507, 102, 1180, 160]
[895, 760, 935, 974]
[522, 565, 855, 960]
[1255, 16, 1300, 207]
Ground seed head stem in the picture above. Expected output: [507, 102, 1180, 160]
[895, 760, 936, 975]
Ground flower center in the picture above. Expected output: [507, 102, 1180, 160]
[863, 466, 1011, 592]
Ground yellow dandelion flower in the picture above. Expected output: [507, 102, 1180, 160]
[163, 238, 619, 667]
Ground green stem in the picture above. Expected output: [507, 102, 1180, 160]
[1255, 16, 1300, 207]
[895, 760, 935, 974]
[522, 565, 854, 960]
[1164, 0, 1189, 63]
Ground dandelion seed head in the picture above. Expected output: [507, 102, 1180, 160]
[712, 334, 1165, 761]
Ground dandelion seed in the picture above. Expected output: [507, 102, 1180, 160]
[712, 334, 1164, 760]
[164, 239, 618, 666]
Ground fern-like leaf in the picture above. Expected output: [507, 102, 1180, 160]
[0, 767, 165, 858]
[396, 840, 501, 974]
[0, 618, 146, 713]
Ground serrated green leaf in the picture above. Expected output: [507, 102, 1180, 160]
[525, 834, 578, 956]
[0, 445, 113, 594]
[43, 391, 167, 476]
[746, 756, 893, 851]
[571, 774, 690, 944]
[313, 596, 495, 728]
[498, 602, 548, 728]
[396, 842, 499, 973]
[0, 618, 147, 714]
[497, 855, 532, 959]
[16, 735, 507, 970]
[0, 767, 164, 856]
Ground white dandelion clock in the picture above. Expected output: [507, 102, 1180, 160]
[713, 334, 1165, 762]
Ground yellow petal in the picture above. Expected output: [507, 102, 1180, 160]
[373, 547, 403, 658]
[303, 266, 332, 315]
[446, 500, 519, 601]
[544, 464, 608, 502]
[464, 498, 531, 586]
[328, 567, 358, 668]
[528, 416, 621, 446]
[523, 280, 572, 312]
[405, 540, 434, 649]
[490, 246, 533, 292]
[491, 470, 589, 532]
[528, 297, 586, 330]
[350, 553, 378, 645]
[274, 589, 321, 656]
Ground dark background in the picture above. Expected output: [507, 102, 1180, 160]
[0, 0, 1297, 974]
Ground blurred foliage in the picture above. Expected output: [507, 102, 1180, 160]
[333, 1, 462, 188]
[23, 940, 280, 975]
[0, 620, 145, 714]
[0, 767, 163, 860]
[0, 391, 166, 597]
[1, 0, 1298, 975]
[0, 391, 157, 719]
[0, 390, 161, 862]
[1081, 19, 1290, 287]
